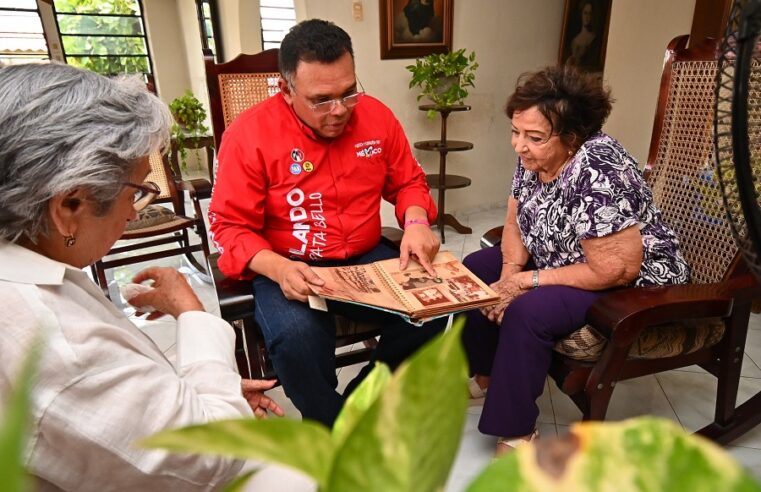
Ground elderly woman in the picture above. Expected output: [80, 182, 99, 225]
[462, 66, 690, 455]
[0, 63, 284, 491]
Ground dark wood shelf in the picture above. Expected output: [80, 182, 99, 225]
[426, 174, 472, 190]
[414, 140, 474, 152]
[417, 104, 472, 114]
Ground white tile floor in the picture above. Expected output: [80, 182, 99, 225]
[106, 196, 761, 490]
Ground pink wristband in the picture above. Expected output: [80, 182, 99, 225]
[404, 218, 430, 228]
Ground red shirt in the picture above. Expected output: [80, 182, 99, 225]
[208, 93, 437, 280]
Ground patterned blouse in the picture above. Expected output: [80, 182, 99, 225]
[511, 132, 690, 287]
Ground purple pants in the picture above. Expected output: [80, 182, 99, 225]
[462, 246, 605, 437]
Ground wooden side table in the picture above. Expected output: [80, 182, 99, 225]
[170, 134, 215, 185]
[413, 104, 473, 242]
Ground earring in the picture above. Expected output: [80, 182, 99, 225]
[568, 149, 574, 156]
[64, 235, 76, 247]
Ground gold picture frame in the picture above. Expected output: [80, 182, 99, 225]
[558, 0, 612, 75]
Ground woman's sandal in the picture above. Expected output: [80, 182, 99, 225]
[495, 428, 539, 457]
[468, 377, 487, 405]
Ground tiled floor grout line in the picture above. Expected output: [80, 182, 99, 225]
[654, 373, 687, 431]
[545, 376, 561, 436]
[743, 350, 761, 378]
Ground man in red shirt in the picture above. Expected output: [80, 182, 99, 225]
[208, 19, 447, 426]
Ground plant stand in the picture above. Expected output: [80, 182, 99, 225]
[413, 104, 473, 243]
[170, 134, 215, 184]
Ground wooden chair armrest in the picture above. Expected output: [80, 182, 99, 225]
[587, 283, 734, 347]
[176, 178, 212, 200]
[480, 226, 504, 249]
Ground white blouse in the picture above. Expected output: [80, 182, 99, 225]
[0, 240, 253, 491]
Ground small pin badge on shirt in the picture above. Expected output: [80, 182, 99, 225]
[303, 161, 314, 172]
[290, 163, 302, 175]
[291, 148, 304, 162]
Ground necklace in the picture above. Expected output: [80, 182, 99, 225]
[539, 154, 574, 184]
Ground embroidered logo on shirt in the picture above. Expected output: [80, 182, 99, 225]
[291, 148, 304, 162]
[303, 161, 314, 172]
[356, 145, 382, 158]
[354, 139, 382, 159]
[290, 163, 302, 175]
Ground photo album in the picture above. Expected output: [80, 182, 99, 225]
[308, 251, 500, 325]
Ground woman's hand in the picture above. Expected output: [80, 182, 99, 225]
[241, 379, 285, 419]
[480, 271, 532, 325]
[128, 267, 204, 320]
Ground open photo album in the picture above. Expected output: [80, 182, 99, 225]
[308, 251, 500, 324]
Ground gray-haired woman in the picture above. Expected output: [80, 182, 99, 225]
[0, 63, 285, 491]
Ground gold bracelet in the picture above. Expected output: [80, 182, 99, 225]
[502, 261, 524, 267]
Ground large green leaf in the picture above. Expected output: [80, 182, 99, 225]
[0, 340, 41, 492]
[468, 417, 761, 492]
[222, 470, 256, 492]
[332, 362, 392, 447]
[327, 318, 470, 492]
[141, 418, 335, 487]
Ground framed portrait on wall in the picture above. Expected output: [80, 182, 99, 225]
[379, 0, 453, 60]
[558, 0, 612, 74]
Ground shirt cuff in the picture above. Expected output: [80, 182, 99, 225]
[175, 311, 238, 371]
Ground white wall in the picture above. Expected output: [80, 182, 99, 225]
[217, 0, 263, 61]
[143, 0, 190, 102]
[603, 0, 696, 164]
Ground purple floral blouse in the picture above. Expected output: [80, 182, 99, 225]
[511, 132, 690, 287]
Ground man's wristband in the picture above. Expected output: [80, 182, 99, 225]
[404, 218, 430, 229]
[532, 270, 540, 289]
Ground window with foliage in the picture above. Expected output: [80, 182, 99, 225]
[259, 0, 295, 50]
[53, 0, 152, 77]
[196, 0, 222, 61]
[0, 0, 49, 65]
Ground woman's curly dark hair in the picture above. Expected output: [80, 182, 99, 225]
[505, 65, 613, 149]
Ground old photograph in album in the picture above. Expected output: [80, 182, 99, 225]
[308, 251, 500, 324]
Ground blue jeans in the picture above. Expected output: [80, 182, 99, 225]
[253, 242, 447, 427]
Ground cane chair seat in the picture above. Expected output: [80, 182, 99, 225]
[123, 212, 193, 236]
[554, 318, 726, 362]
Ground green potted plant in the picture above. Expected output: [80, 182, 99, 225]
[169, 90, 211, 170]
[406, 48, 478, 118]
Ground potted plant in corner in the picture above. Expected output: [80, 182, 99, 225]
[169, 90, 211, 171]
[406, 48, 478, 119]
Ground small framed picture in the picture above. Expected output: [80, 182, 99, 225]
[379, 0, 453, 60]
[558, 0, 613, 75]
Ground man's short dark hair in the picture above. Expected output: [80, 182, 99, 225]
[278, 19, 354, 83]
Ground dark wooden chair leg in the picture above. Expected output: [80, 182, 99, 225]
[698, 302, 754, 443]
[586, 388, 615, 421]
[714, 303, 751, 426]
